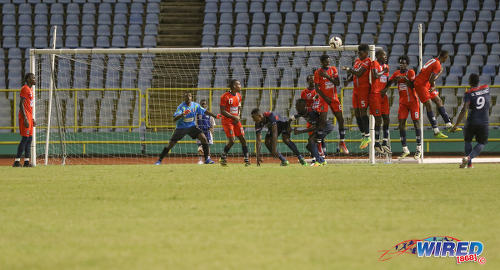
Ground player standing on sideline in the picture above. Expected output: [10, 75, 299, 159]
[414, 50, 459, 138]
[219, 79, 250, 166]
[13, 73, 36, 167]
[451, 74, 490, 168]
[314, 54, 349, 154]
[196, 99, 216, 164]
[384, 56, 422, 160]
[155, 92, 217, 165]
[370, 50, 391, 154]
[343, 44, 371, 149]
[251, 109, 306, 166]
[292, 99, 332, 167]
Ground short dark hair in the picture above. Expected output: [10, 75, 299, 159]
[251, 108, 260, 115]
[438, 50, 449, 58]
[320, 54, 329, 62]
[375, 49, 385, 58]
[24, 73, 34, 84]
[228, 79, 239, 90]
[358, 44, 369, 52]
[469, 73, 479, 87]
[398, 55, 410, 64]
[297, 98, 306, 105]
[200, 99, 207, 104]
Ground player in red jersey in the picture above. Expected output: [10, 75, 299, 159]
[414, 50, 458, 138]
[301, 74, 318, 112]
[384, 56, 422, 160]
[13, 73, 36, 167]
[370, 50, 391, 154]
[314, 54, 349, 154]
[219, 79, 250, 166]
[343, 44, 371, 149]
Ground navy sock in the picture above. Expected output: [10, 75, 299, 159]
[355, 115, 364, 134]
[339, 128, 345, 140]
[16, 137, 28, 159]
[383, 124, 389, 141]
[202, 144, 209, 161]
[223, 144, 232, 157]
[426, 111, 438, 129]
[375, 124, 381, 141]
[242, 145, 249, 160]
[361, 115, 370, 136]
[465, 141, 473, 156]
[469, 144, 485, 159]
[24, 136, 32, 158]
[285, 140, 301, 157]
[415, 129, 422, 145]
[277, 152, 286, 162]
[437, 106, 451, 124]
[309, 142, 322, 162]
[400, 129, 407, 147]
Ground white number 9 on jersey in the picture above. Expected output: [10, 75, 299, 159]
[476, 96, 485, 109]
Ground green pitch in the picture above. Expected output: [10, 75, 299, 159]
[1, 164, 498, 270]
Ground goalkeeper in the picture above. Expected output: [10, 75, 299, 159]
[155, 92, 218, 165]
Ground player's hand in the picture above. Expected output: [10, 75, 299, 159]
[232, 115, 240, 124]
[183, 109, 191, 116]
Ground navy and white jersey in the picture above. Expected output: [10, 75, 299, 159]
[196, 114, 215, 143]
[255, 112, 288, 134]
[464, 85, 490, 126]
[294, 110, 333, 136]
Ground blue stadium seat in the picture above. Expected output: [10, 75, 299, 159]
[486, 32, 499, 44]
[113, 14, 127, 25]
[265, 35, 279, 46]
[252, 13, 266, 24]
[34, 25, 48, 37]
[360, 33, 374, 44]
[251, 24, 264, 35]
[202, 35, 215, 47]
[99, 3, 112, 14]
[350, 11, 365, 23]
[473, 44, 488, 56]
[312, 34, 326, 45]
[128, 25, 142, 36]
[233, 35, 247, 46]
[377, 33, 392, 45]
[248, 35, 263, 46]
[486, 55, 499, 66]
[66, 25, 79, 37]
[219, 2, 233, 13]
[284, 12, 298, 24]
[127, 36, 141, 47]
[380, 22, 394, 33]
[455, 32, 469, 43]
[339, 1, 352, 12]
[49, 3, 64, 15]
[396, 22, 410, 33]
[217, 35, 231, 46]
[295, 1, 308, 13]
[111, 36, 126, 48]
[2, 26, 16, 37]
[8, 49, 22, 59]
[393, 33, 407, 44]
[317, 12, 331, 24]
[439, 32, 454, 44]
[82, 14, 95, 25]
[447, 11, 461, 22]
[483, 0, 497, 9]
[81, 36, 94, 48]
[234, 24, 248, 35]
[264, 2, 278, 13]
[449, 65, 464, 77]
[205, 2, 217, 13]
[424, 33, 438, 44]
[474, 21, 489, 32]
[266, 23, 279, 35]
[366, 11, 379, 22]
[146, 14, 158, 24]
[383, 11, 398, 22]
[331, 23, 345, 35]
[470, 32, 484, 44]
[370, 0, 383, 11]
[113, 25, 125, 36]
[310, 1, 324, 12]
[450, 0, 463, 10]
[459, 21, 473, 32]
[66, 3, 80, 14]
[418, 0, 433, 11]
[445, 75, 459, 85]
[466, 65, 480, 75]
[217, 13, 231, 24]
[453, 56, 468, 66]
[250, 2, 263, 13]
[430, 11, 445, 22]
[462, 10, 476, 22]
[386, 0, 400, 11]
[347, 23, 361, 34]
[65, 36, 78, 48]
[203, 24, 215, 36]
[130, 3, 144, 14]
[402, 0, 416, 11]
[66, 14, 79, 25]
[470, 55, 484, 66]
[324, 0, 338, 12]
[129, 14, 143, 25]
[491, 21, 500, 32]
[414, 11, 429, 22]
[235, 2, 248, 13]
[457, 44, 471, 55]
[434, 0, 448, 11]
[97, 25, 110, 36]
[355, 1, 369, 12]
[424, 44, 437, 56]
[364, 22, 377, 34]
[345, 34, 359, 45]
[19, 3, 32, 14]
[236, 13, 249, 24]
[427, 21, 441, 33]
[49, 14, 64, 26]
[441, 44, 455, 55]
[296, 34, 310, 46]
[284, 24, 297, 35]
[399, 11, 413, 22]
[302, 12, 315, 24]
[477, 10, 492, 22]
[82, 3, 95, 14]
[96, 36, 110, 47]
[334, 12, 348, 23]
[23, 14, 36, 25]
[299, 24, 312, 34]
[443, 22, 457, 32]
[408, 32, 419, 44]
[466, 0, 480, 10]
[2, 4, 15, 14]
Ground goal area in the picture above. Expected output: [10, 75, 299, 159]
[30, 45, 414, 166]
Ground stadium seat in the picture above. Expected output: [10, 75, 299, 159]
[486, 32, 500, 44]
[449, 65, 464, 77]
[459, 21, 473, 32]
[414, 11, 429, 22]
[370, 0, 383, 11]
[8, 49, 22, 59]
[81, 36, 94, 48]
[377, 33, 392, 45]
[19, 3, 32, 15]
[473, 44, 488, 56]
[455, 32, 469, 43]
[310, 1, 324, 12]
[439, 32, 454, 44]
[143, 35, 156, 47]
[82, 3, 96, 14]
[396, 22, 410, 33]
[486, 55, 499, 65]
[295, 1, 308, 13]
[457, 44, 471, 55]
[331, 23, 345, 35]
[386, 0, 400, 11]
[202, 35, 215, 47]
[360, 33, 374, 44]
[399, 11, 413, 23]
[334, 12, 348, 23]
[424, 44, 438, 56]
[249, 2, 263, 13]
[482, 65, 496, 76]
[491, 21, 500, 32]
[97, 25, 111, 36]
[408, 32, 419, 44]
[443, 22, 457, 33]
[96, 36, 110, 47]
[296, 34, 310, 46]
[2, 3, 15, 14]
[477, 10, 492, 22]
[265, 35, 279, 46]
[347, 23, 361, 34]
[248, 35, 263, 46]
[252, 13, 266, 24]
[264, 2, 278, 13]
[427, 22, 441, 33]
[393, 33, 407, 44]
[82, 25, 95, 36]
[467, 0, 480, 10]
[233, 35, 247, 47]
[131, 3, 144, 14]
[111, 36, 125, 48]
[447, 11, 461, 22]
[380, 22, 394, 33]
[364, 22, 377, 34]
[441, 44, 455, 55]
[3, 26, 16, 37]
[434, 0, 448, 11]
[127, 36, 141, 48]
[470, 55, 484, 66]
[450, 0, 464, 10]
[474, 21, 489, 33]
[317, 12, 331, 24]
[383, 11, 398, 22]
[217, 35, 231, 47]
[129, 13, 143, 25]
[65, 36, 78, 48]
[470, 32, 484, 44]
[302, 12, 315, 24]
[299, 24, 313, 35]
[424, 33, 438, 44]
[3, 37, 17, 48]
[340, 1, 353, 12]
[430, 11, 445, 22]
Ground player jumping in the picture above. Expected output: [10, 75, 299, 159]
[13, 73, 36, 167]
[219, 79, 250, 166]
[414, 50, 459, 138]
[155, 92, 217, 165]
[451, 74, 490, 169]
[196, 99, 216, 164]
[343, 44, 371, 149]
[385, 56, 422, 160]
[251, 109, 306, 166]
[314, 54, 349, 154]
[292, 99, 333, 167]
[370, 49, 391, 154]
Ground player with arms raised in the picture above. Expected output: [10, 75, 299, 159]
[251, 109, 306, 166]
[196, 99, 216, 164]
[370, 50, 391, 154]
[155, 92, 217, 165]
[13, 73, 36, 167]
[414, 50, 459, 138]
[385, 56, 422, 159]
[314, 54, 349, 154]
[219, 79, 250, 166]
[451, 74, 490, 168]
[343, 44, 371, 149]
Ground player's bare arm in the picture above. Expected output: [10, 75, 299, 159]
[315, 83, 332, 104]
[203, 110, 218, 119]
[255, 132, 262, 166]
[220, 105, 240, 123]
[452, 101, 470, 132]
[271, 123, 279, 157]
[343, 66, 367, 77]
[293, 125, 316, 135]
[19, 97, 29, 128]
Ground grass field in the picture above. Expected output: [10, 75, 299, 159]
[1, 164, 499, 270]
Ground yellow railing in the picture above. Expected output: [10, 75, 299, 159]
[0, 88, 142, 132]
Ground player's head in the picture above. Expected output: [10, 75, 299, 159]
[251, 108, 263, 123]
[358, 44, 369, 59]
[468, 73, 479, 87]
[229, 79, 241, 92]
[320, 54, 330, 68]
[295, 99, 307, 114]
[398, 55, 410, 71]
[24, 73, 36, 86]
[184, 92, 192, 104]
[438, 50, 449, 63]
[307, 74, 314, 87]
[200, 99, 208, 109]
[375, 50, 386, 64]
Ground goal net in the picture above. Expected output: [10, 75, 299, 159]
[31, 46, 386, 166]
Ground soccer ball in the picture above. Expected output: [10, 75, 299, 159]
[329, 36, 342, 49]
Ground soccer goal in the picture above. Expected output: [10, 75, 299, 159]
[30, 44, 406, 166]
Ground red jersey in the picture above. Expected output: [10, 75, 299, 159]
[353, 57, 371, 92]
[370, 60, 389, 94]
[390, 69, 418, 104]
[20, 85, 34, 118]
[314, 66, 338, 97]
[300, 87, 317, 112]
[220, 91, 242, 123]
[415, 57, 441, 86]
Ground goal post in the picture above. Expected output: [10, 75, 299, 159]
[31, 45, 386, 166]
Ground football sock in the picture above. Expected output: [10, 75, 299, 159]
[400, 129, 407, 147]
[242, 145, 249, 160]
[415, 128, 422, 145]
[437, 106, 451, 124]
[321, 139, 326, 155]
[339, 128, 345, 141]
[309, 142, 323, 163]
[25, 136, 32, 158]
[16, 136, 28, 159]
[317, 142, 325, 157]
[201, 144, 209, 161]
[383, 124, 389, 141]
[469, 143, 485, 159]
[158, 147, 170, 161]
[277, 152, 286, 162]
[374, 124, 380, 142]
[355, 115, 364, 134]
[222, 144, 232, 158]
[426, 111, 438, 130]
[464, 141, 473, 156]
[285, 140, 301, 157]
[361, 115, 370, 136]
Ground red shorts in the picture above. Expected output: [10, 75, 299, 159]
[369, 93, 389, 116]
[19, 115, 34, 137]
[317, 96, 342, 113]
[398, 102, 420, 121]
[222, 121, 244, 138]
[352, 90, 369, 109]
[414, 83, 439, 103]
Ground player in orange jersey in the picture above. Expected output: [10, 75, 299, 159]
[13, 73, 36, 167]
[370, 50, 391, 154]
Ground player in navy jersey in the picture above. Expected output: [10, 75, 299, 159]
[451, 74, 490, 168]
[196, 100, 216, 164]
[251, 109, 306, 166]
[292, 99, 333, 167]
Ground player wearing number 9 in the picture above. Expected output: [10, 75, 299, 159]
[452, 74, 490, 168]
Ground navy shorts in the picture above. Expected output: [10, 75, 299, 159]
[464, 124, 488, 145]
[171, 126, 203, 142]
[265, 122, 291, 139]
